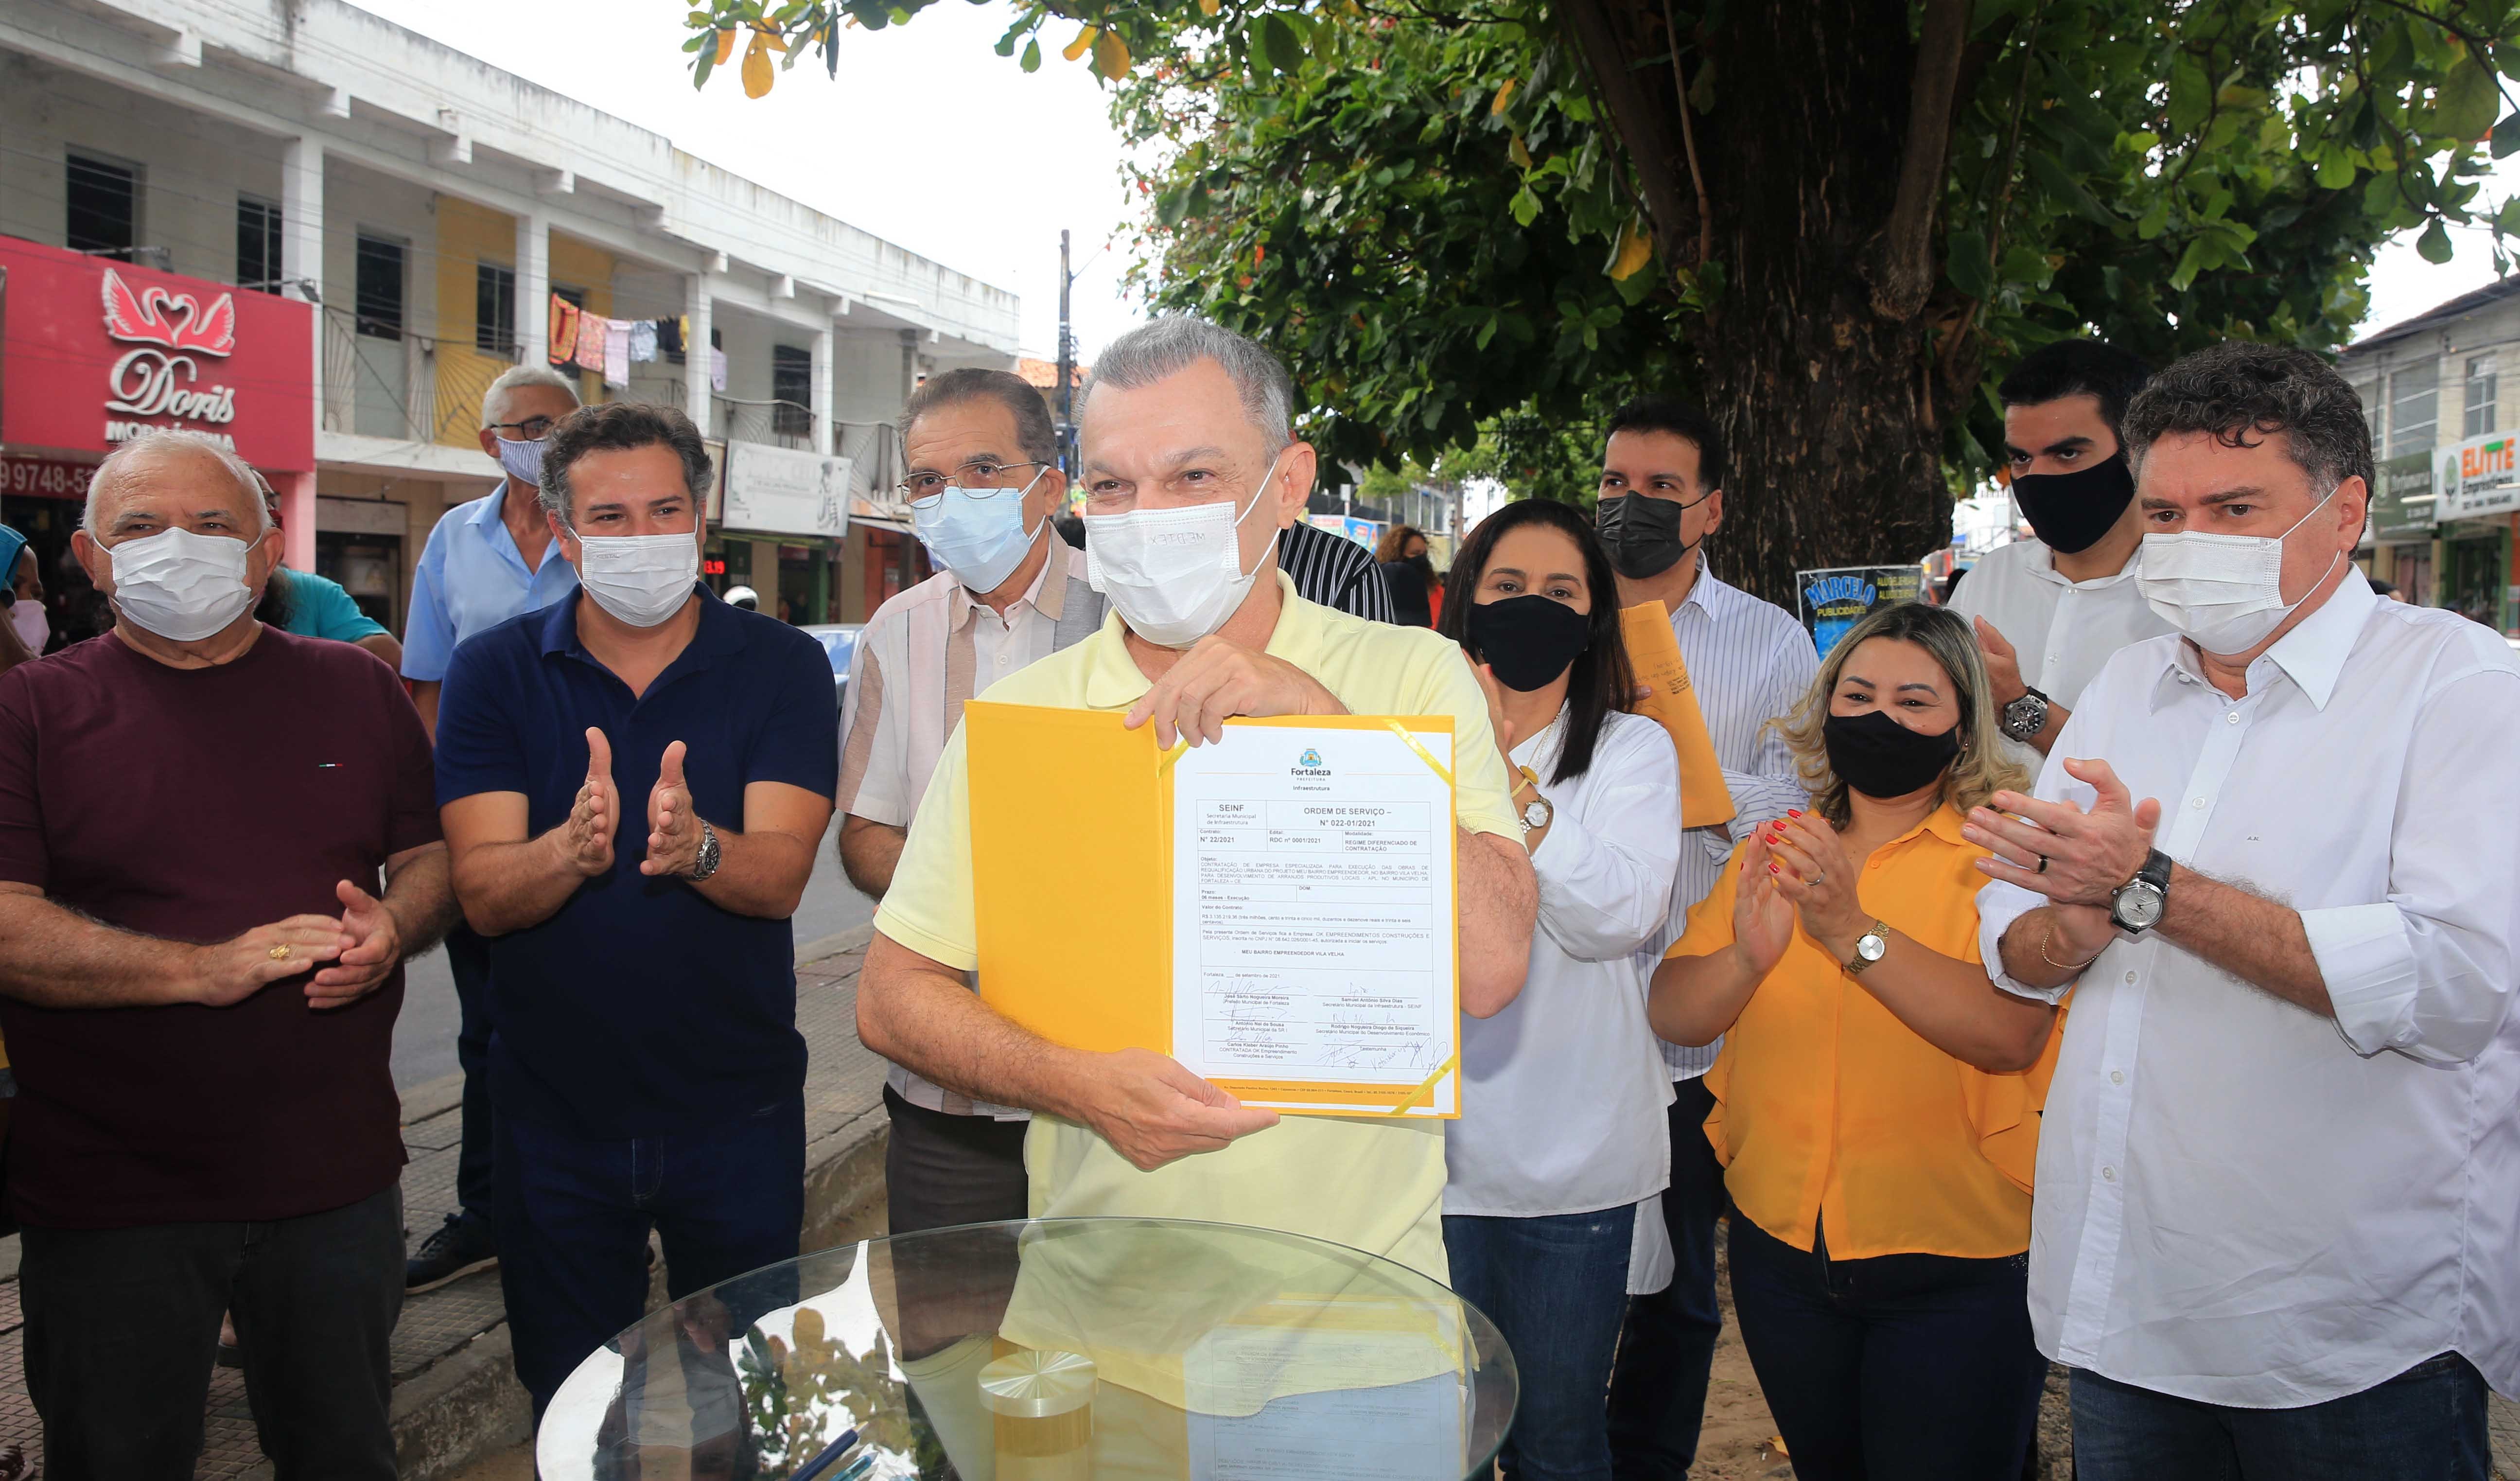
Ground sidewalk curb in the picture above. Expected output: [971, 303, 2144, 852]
[389, 930, 887, 1481]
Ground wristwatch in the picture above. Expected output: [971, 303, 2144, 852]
[1844, 919, 1893, 976]
[684, 818, 723, 882]
[2000, 687, 2052, 743]
[1512, 764, 1553, 836]
[2108, 849, 2173, 934]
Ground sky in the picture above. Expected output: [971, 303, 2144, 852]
[347, 0, 1150, 361]
[345, 0, 2505, 363]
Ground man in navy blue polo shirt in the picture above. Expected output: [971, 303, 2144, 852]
[434, 401, 838, 1414]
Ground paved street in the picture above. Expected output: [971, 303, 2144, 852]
[390, 841, 876, 1090]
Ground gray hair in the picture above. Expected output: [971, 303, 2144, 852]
[481, 363, 581, 429]
[1079, 317, 1293, 452]
[2122, 341, 2374, 498]
[540, 401, 715, 530]
[902, 368, 1058, 467]
[82, 430, 271, 536]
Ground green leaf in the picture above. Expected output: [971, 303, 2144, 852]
[1260, 14, 1305, 74]
[2135, 196, 2170, 241]
[1944, 229, 1993, 300]
[1509, 185, 1540, 227]
[2495, 112, 2520, 159]
[2435, 54, 2501, 142]
[2168, 57, 2209, 137]
[2169, 237, 2209, 292]
[1021, 36, 1041, 71]
[2025, 151, 2116, 227]
[2315, 147, 2355, 190]
[694, 40, 718, 87]
[2418, 218, 2455, 264]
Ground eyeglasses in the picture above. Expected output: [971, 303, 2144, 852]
[488, 416, 557, 441]
[896, 460, 1048, 509]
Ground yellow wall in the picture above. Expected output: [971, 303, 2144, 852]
[429, 204, 621, 452]
[431, 197, 514, 452]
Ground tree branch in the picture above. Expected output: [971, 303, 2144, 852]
[1555, 0, 1698, 267]
[1868, 0, 1972, 320]
[1658, 0, 1714, 266]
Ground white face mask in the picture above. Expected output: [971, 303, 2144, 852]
[2136, 486, 2344, 655]
[913, 466, 1049, 595]
[575, 531, 700, 628]
[1085, 453, 1283, 649]
[107, 526, 259, 642]
[10, 600, 47, 653]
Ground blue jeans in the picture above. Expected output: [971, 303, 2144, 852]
[1605, 1077, 1725, 1479]
[1725, 1214, 2046, 1481]
[2070, 1354, 2489, 1481]
[494, 1092, 804, 1414]
[1444, 1202, 1637, 1481]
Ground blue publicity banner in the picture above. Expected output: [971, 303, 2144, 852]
[1797, 564, 1926, 656]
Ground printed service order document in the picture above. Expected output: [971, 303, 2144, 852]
[1166, 722, 1461, 1116]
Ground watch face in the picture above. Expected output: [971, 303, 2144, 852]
[1857, 933, 1888, 962]
[1523, 799, 1551, 829]
[2114, 884, 2164, 930]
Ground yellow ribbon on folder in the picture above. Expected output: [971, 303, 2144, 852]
[1620, 602, 1737, 829]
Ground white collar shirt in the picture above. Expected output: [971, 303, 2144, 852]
[1446, 709, 1682, 1221]
[1946, 537, 2174, 770]
[1975, 573, 2520, 1406]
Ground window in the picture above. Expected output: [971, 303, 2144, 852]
[2354, 379, 2384, 455]
[66, 153, 137, 258]
[2388, 360, 2439, 459]
[476, 263, 517, 357]
[236, 197, 282, 291]
[355, 235, 406, 340]
[2466, 354, 2499, 439]
[772, 344, 812, 436]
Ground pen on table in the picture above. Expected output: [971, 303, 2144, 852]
[791, 1427, 860, 1481]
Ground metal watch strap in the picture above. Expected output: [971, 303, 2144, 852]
[684, 819, 722, 882]
[1843, 918, 1893, 976]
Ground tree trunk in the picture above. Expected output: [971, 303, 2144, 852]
[1579, 0, 1959, 607]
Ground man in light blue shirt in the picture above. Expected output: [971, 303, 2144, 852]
[1592, 395, 1819, 1481]
[398, 363, 579, 1294]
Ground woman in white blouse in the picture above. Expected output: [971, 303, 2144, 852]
[1436, 499, 1684, 1481]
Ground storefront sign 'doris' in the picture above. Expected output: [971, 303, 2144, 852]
[0, 236, 314, 471]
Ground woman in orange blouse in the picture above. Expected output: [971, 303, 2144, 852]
[1648, 601, 2061, 1481]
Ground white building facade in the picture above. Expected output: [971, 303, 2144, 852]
[2340, 280, 2520, 636]
[0, 0, 1017, 637]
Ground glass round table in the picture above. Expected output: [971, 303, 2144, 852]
[536, 1217, 1517, 1481]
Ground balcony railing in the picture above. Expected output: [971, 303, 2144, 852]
[322, 306, 517, 448]
[712, 395, 818, 453]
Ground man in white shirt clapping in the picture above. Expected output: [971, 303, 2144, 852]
[1967, 340, 2520, 1481]
[1950, 339, 2173, 764]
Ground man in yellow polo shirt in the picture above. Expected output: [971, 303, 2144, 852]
[861, 317, 1537, 1283]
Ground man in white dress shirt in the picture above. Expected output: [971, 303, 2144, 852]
[1967, 341, 2520, 1480]
[1951, 340, 2174, 762]
[1592, 395, 1819, 1480]
[835, 368, 1101, 1237]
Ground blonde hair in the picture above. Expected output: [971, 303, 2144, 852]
[1772, 601, 2029, 827]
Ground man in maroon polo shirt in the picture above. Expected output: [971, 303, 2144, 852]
[0, 430, 455, 1481]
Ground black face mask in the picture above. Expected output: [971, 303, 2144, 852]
[2011, 452, 2135, 555]
[1405, 553, 1435, 577]
[1467, 595, 1592, 692]
[1594, 493, 1704, 580]
[1821, 710, 1960, 800]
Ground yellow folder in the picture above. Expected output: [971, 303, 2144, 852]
[963, 702, 1460, 1118]
[1619, 602, 1738, 829]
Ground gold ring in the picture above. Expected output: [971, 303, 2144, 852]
[269, 944, 293, 961]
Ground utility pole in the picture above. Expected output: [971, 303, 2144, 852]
[1055, 229, 1075, 479]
